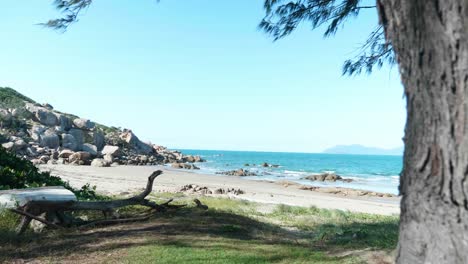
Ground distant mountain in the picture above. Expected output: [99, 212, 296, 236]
[323, 144, 403, 156]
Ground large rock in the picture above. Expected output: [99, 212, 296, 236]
[42, 103, 53, 110]
[93, 132, 105, 151]
[171, 163, 200, 170]
[91, 158, 110, 167]
[14, 139, 27, 150]
[29, 125, 47, 142]
[103, 153, 114, 163]
[101, 145, 120, 156]
[2, 142, 14, 150]
[184, 155, 205, 163]
[0, 108, 11, 121]
[69, 151, 92, 163]
[304, 172, 351, 182]
[58, 149, 75, 159]
[216, 169, 257, 176]
[40, 131, 59, 149]
[68, 128, 84, 150]
[73, 118, 95, 130]
[36, 109, 58, 126]
[56, 114, 73, 131]
[82, 143, 98, 156]
[25, 102, 40, 113]
[62, 134, 78, 151]
[120, 131, 153, 154]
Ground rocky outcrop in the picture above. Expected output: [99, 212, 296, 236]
[59, 149, 74, 159]
[178, 184, 244, 196]
[56, 114, 73, 131]
[216, 169, 258, 176]
[69, 151, 92, 164]
[171, 163, 200, 170]
[101, 145, 120, 156]
[82, 143, 98, 156]
[183, 155, 205, 163]
[40, 131, 59, 149]
[36, 109, 58, 127]
[93, 132, 105, 151]
[1, 89, 206, 168]
[303, 172, 353, 183]
[91, 158, 110, 167]
[68, 129, 84, 150]
[73, 118, 95, 130]
[120, 130, 153, 155]
[298, 185, 395, 197]
[62, 134, 78, 151]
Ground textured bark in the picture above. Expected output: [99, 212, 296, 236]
[378, 1, 468, 263]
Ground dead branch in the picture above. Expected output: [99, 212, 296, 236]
[10, 208, 62, 230]
[194, 199, 208, 210]
[9, 170, 189, 233]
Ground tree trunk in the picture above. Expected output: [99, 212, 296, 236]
[378, 1, 468, 263]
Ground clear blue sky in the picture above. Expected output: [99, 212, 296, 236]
[0, 0, 405, 153]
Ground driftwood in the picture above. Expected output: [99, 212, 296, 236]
[10, 208, 62, 230]
[194, 199, 209, 210]
[8, 170, 186, 234]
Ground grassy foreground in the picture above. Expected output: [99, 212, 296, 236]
[0, 193, 399, 263]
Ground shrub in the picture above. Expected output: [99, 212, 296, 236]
[0, 87, 35, 109]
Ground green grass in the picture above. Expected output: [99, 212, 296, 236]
[0, 194, 398, 263]
[124, 239, 357, 264]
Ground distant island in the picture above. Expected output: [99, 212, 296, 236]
[323, 144, 404, 156]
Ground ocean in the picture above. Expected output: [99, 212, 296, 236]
[177, 149, 403, 195]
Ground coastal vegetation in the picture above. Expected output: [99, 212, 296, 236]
[0, 193, 399, 263]
[0, 145, 101, 200]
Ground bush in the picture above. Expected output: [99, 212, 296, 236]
[0, 87, 35, 109]
[0, 146, 101, 200]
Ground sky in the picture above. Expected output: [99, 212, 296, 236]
[0, 0, 406, 153]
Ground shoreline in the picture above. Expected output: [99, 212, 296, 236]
[39, 164, 400, 216]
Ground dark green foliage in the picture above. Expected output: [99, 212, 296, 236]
[0, 146, 101, 200]
[0, 133, 7, 144]
[260, 0, 394, 75]
[95, 123, 120, 136]
[41, 0, 93, 32]
[0, 87, 35, 109]
[0, 147, 62, 190]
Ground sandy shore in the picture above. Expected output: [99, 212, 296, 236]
[40, 165, 400, 216]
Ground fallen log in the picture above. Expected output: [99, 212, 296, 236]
[9, 208, 62, 230]
[6, 170, 184, 234]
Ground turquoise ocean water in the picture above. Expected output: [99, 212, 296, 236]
[177, 149, 402, 195]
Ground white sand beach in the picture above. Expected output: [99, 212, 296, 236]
[40, 164, 400, 216]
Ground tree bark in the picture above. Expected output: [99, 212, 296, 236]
[378, 1, 468, 263]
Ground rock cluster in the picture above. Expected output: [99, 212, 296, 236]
[178, 184, 244, 195]
[243, 162, 279, 168]
[303, 172, 353, 183]
[216, 169, 258, 176]
[171, 163, 200, 170]
[0, 101, 205, 168]
[299, 185, 395, 197]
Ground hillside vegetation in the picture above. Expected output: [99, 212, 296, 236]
[0, 87, 35, 109]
